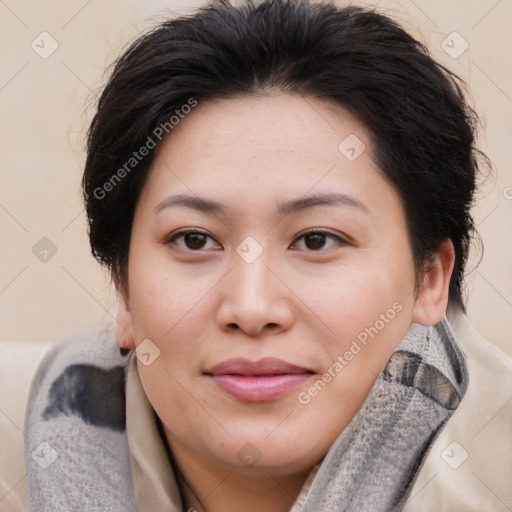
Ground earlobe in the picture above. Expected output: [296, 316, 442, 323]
[412, 239, 455, 326]
[115, 291, 136, 352]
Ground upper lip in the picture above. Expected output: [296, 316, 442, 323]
[205, 357, 312, 376]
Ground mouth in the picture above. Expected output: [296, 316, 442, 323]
[205, 358, 314, 402]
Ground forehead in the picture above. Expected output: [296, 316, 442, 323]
[137, 93, 401, 222]
[153, 93, 371, 166]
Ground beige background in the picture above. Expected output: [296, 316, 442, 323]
[0, 0, 511, 356]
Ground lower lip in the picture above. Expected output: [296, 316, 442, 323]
[211, 373, 312, 401]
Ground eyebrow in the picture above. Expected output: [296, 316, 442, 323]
[153, 191, 369, 216]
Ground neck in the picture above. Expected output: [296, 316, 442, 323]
[176, 466, 309, 512]
[163, 430, 312, 512]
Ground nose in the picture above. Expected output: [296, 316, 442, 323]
[215, 247, 295, 337]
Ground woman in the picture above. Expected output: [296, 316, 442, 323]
[24, 0, 512, 510]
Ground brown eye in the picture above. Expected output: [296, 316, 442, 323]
[184, 232, 208, 250]
[292, 229, 345, 252]
[304, 233, 327, 250]
[165, 229, 221, 252]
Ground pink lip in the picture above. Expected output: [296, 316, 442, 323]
[206, 358, 313, 402]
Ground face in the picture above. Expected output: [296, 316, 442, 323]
[118, 93, 452, 480]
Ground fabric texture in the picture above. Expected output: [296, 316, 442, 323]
[24, 330, 136, 512]
[403, 306, 512, 511]
[300, 319, 468, 512]
[24, 316, 468, 511]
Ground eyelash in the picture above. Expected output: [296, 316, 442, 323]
[165, 228, 346, 253]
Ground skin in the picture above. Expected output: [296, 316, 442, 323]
[115, 93, 455, 512]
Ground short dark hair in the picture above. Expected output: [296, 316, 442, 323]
[82, 0, 488, 310]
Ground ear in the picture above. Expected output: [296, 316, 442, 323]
[115, 289, 136, 352]
[412, 238, 455, 326]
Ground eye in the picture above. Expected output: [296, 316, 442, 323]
[165, 229, 221, 251]
[291, 229, 346, 251]
[165, 228, 346, 253]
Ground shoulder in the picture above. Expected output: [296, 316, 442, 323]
[25, 328, 129, 433]
[404, 305, 512, 512]
[23, 328, 136, 511]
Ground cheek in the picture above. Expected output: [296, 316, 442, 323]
[310, 261, 414, 364]
[296, 272, 413, 442]
[128, 256, 205, 341]
[137, 359, 215, 454]
[130, 273, 211, 432]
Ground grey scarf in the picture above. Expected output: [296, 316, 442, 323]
[25, 319, 467, 511]
[301, 319, 468, 511]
